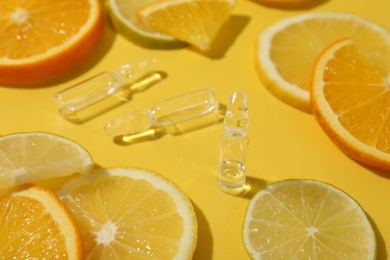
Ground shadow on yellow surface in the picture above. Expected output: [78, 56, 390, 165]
[346, 158, 390, 180]
[235, 176, 269, 200]
[367, 166, 390, 181]
[192, 203, 213, 260]
[249, 0, 330, 10]
[367, 214, 388, 259]
[192, 15, 251, 59]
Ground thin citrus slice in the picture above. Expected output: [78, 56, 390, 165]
[256, 12, 390, 112]
[106, 0, 185, 48]
[0, 132, 93, 188]
[57, 167, 197, 259]
[0, 0, 103, 85]
[243, 179, 376, 259]
[0, 185, 83, 258]
[137, 0, 235, 51]
[311, 38, 390, 171]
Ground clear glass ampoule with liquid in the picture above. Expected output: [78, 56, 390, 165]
[217, 91, 249, 195]
[103, 88, 220, 142]
[53, 58, 161, 123]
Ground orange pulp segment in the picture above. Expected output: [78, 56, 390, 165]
[311, 37, 390, 170]
[0, 0, 103, 85]
[0, 185, 83, 258]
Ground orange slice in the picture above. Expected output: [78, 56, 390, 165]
[311, 37, 390, 171]
[0, 185, 83, 258]
[0, 0, 103, 86]
[137, 0, 235, 50]
[58, 167, 198, 259]
[256, 12, 390, 112]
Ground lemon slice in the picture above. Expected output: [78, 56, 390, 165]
[106, 0, 185, 48]
[0, 185, 83, 258]
[0, 132, 93, 188]
[243, 179, 376, 259]
[58, 167, 197, 259]
[137, 0, 235, 51]
[256, 12, 390, 112]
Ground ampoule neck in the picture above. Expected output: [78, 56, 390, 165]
[224, 91, 248, 137]
[115, 58, 157, 85]
[114, 64, 133, 85]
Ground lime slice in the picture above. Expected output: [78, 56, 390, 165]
[106, 0, 186, 48]
[243, 179, 376, 259]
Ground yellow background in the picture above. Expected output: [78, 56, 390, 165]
[1, 0, 389, 258]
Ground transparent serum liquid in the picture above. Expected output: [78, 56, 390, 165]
[218, 159, 246, 193]
[156, 103, 211, 125]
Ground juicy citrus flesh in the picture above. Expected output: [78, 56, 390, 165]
[257, 12, 390, 112]
[0, 132, 93, 188]
[137, 0, 235, 50]
[311, 38, 390, 170]
[58, 167, 197, 259]
[0, 185, 83, 259]
[106, 0, 184, 48]
[1, 1, 90, 59]
[243, 179, 376, 259]
[0, 0, 103, 85]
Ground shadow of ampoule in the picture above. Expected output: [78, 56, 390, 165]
[219, 175, 269, 199]
[113, 126, 166, 145]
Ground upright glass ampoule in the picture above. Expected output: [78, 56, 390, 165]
[217, 91, 248, 195]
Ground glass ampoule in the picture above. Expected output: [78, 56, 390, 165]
[53, 58, 158, 121]
[103, 88, 219, 139]
[217, 91, 249, 195]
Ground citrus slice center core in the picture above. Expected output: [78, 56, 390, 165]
[95, 220, 118, 245]
[12, 8, 28, 24]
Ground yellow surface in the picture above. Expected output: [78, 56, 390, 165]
[0, 0, 389, 259]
